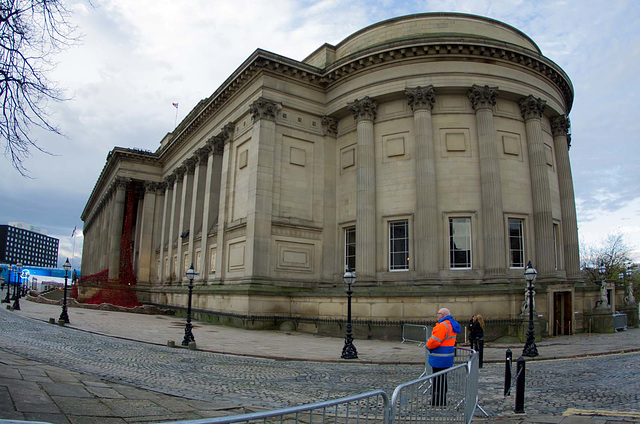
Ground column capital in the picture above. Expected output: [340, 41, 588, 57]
[519, 95, 546, 120]
[114, 176, 130, 191]
[468, 85, 498, 110]
[348, 96, 377, 122]
[250, 97, 279, 122]
[155, 181, 167, 194]
[183, 157, 196, 174]
[143, 181, 158, 193]
[406, 85, 435, 111]
[221, 122, 236, 143]
[321, 116, 338, 137]
[550, 115, 570, 137]
[195, 146, 211, 164]
[164, 174, 176, 187]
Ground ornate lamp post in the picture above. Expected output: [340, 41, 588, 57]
[12, 263, 22, 310]
[59, 258, 72, 323]
[341, 268, 358, 359]
[2, 266, 10, 303]
[181, 264, 197, 346]
[522, 261, 538, 357]
[595, 263, 609, 310]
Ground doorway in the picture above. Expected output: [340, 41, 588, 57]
[553, 291, 573, 336]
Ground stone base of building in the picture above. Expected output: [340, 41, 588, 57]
[618, 305, 639, 329]
[584, 309, 615, 334]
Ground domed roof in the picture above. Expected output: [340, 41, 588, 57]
[304, 12, 541, 67]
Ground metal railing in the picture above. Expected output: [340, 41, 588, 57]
[401, 324, 430, 377]
[152, 390, 390, 424]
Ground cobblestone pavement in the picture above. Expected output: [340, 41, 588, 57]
[1, 306, 640, 423]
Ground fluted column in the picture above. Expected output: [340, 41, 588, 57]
[321, 116, 338, 279]
[245, 97, 278, 278]
[407, 86, 438, 276]
[520, 95, 554, 276]
[348, 97, 377, 281]
[158, 176, 174, 284]
[551, 116, 580, 278]
[108, 177, 128, 281]
[177, 159, 195, 283]
[468, 85, 506, 276]
[168, 169, 184, 283]
[137, 181, 157, 283]
[189, 147, 208, 281]
[151, 182, 166, 283]
[214, 124, 235, 281]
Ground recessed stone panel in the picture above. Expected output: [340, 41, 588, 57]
[446, 132, 466, 151]
[290, 146, 306, 167]
[341, 147, 355, 169]
[545, 143, 554, 167]
[275, 240, 314, 273]
[502, 135, 521, 156]
[386, 136, 405, 157]
[228, 240, 245, 272]
[238, 150, 248, 169]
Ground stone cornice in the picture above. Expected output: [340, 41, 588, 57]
[81, 148, 159, 221]
[155, 38, 572, 163]
[348, 96, 377, 122]
[406, 85, 435, 111]
[519, 95, 546, 120]
[468, 84, 498, 111]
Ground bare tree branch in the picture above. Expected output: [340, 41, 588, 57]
[0, 0, 80, 176]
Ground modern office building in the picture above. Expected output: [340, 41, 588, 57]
[80, 13, 613, 338]
[0, 224, 59, 268]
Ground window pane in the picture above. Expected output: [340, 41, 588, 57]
[389, 220, 409, 271]
[345, 227, 356, 271]
[450, 218, 471, 269]
[508, 218, 524, 268]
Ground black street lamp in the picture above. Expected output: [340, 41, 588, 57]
[12, 263, 22, 311]
[181, 264, 197, 346]
[522, 261, 538, 357]
[59, 258, 72, 323]
[2, 267, 10, 303]
[341, 268, 358, 359]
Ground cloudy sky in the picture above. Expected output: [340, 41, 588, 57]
[1, 0, 639, 268]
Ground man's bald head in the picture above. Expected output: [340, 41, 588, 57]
[437, 308, 450, 316]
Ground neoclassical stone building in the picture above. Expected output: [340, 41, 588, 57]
[81, 13, 599, 339]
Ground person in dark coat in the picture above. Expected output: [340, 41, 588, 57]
[469, 315, 485, 351]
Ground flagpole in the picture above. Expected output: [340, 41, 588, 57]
[71, 233, 76, 269]
[174, 103, 179, 128]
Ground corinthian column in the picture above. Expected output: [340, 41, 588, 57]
[406, 86, 438, 276]
[159, 175, 174, 284]
[520, 95, 554, 276]
[245, 97, 278, 278]
[321, 116, 338, 280]
[468, 85, 506, 276]
[137, 181, 157, 283]
[214, 123, 235, 281]
[551, 116, 580, 278]
[108, 177, 128, 282]
[348, 96, 377, 281]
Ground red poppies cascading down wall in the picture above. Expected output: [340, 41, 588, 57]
[72, 183, 141, 307]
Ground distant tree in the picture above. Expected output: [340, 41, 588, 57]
[0, 0, 79, 175]
[580, 233, 634, 286]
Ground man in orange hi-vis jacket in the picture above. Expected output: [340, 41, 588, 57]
[427, 307, 461, 406]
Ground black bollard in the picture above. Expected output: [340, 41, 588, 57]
[504, 349, 512, 396]
[477, 338, 484, 368]
[514, 356, 526, 414]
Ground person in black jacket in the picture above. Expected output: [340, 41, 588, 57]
[469, 315, 485, 351]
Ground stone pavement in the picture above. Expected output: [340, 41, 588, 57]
[1, 299, 639, 424]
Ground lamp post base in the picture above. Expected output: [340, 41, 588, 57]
[182, 323, 195, 346]
[341, 335, 358, 359]
[59, 307, 70, 324]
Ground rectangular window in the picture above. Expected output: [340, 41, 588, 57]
[449, 218, 472, 269]
[508, 218, 525, 268]
[553, 224, 559, 270]
[389, 220, 409, 271]
[345, 226, 356, 271]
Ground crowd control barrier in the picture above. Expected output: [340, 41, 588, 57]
[150, 348, 480, 424]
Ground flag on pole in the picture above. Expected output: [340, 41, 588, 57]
[71, 226, 76, 237]
[172, 102, 179, 108]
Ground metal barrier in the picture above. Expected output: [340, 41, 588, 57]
[390, 348, 479, 424]
[154, 390, 390, 424]
[402, 324, 429, 377]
